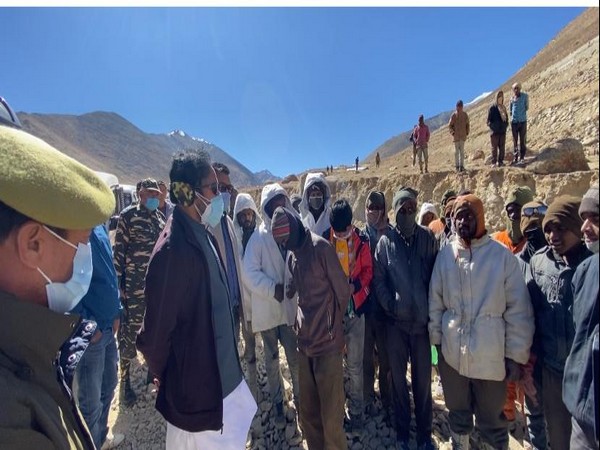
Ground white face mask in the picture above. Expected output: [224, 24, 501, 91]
[585, 240, 599, 254]
[37, 226, 93, 313]
[194, 192, 225, 228]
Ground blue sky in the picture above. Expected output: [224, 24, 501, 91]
[0, 7, 586, 176]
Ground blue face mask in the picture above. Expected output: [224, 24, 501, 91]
[195, 193, 225, 228]
[145, 197, 160, 211]
[37, 226, 93, 313]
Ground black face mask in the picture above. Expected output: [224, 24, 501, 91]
[309, 196, 323, 211]
[524, 227, 547, 251]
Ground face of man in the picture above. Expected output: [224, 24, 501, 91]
[544, 222, 581, 256]
[194, 170, 219, 216]
[237, 209, 256, 231]
[506, 203, 521, 223]
[421, 212, 435, 227]
[581, 211, 599, 247]
[158, 183, 168, 207]
[216, 172, 234, 211]
[308, 186, 324, 211]
[265, 194, 287, 219]
[513, 86, 521, 97]
[138, 188, 160, 207]
[455, 207, 477, 240]
[397, 199, 417, 216]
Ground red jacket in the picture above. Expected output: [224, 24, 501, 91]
[323, 226, 373, 312]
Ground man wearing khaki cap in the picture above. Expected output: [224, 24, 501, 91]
[113, 177, 165, 406]
[0, 125, 115, 449]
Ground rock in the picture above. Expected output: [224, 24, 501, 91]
[281, 174, 299, 183]
[528, 138, 590, 174]
[471, 149, 485, 160]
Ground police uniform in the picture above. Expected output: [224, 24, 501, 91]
[114, 180, 165, 391]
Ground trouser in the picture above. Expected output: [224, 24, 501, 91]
[524, 357, 547, 450]
[118, 297, 145, 382]
[454, 140, 465, 169]
[261, 324, 300, 404]
[491, 133, 506, 164]
[240, 315, 258, 400]
[417, 144, 429, 170]
[299, 351, 347, 450]
[74, 328, 119, 449]
[343, 314, 365, 417]
[438, 352, 509, 449]
[363, 310, 391, 409]
[412, 144, 417, 165]
[387, 325, 432, 444]
[542, 366, 572, 450]
[570, 417, 599, 450]
[511, 121, 527, 159]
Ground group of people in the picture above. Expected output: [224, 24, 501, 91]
[1, 114, 598, 450]
[408, 81, 529, 174]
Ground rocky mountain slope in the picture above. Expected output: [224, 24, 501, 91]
[18, 112, 261, 187]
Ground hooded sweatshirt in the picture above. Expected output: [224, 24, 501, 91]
[417, 202, 438, 226]
[233, 193, 261, 254]
[242, 183, 297, 333]
[300, 172, 332, 236]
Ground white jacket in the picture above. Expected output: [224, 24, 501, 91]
[242, 183, 297, 333]
[428, 234, 534, 381]
[299, 172, 332, 236]
[232, 193, 261, 325]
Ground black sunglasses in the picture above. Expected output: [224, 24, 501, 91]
[523, 205, 548, 217]
[197, 182, 219, 196]
[218, 184, 234, 194]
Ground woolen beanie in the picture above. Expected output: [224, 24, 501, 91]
[579, 184, 599, 218]
[505, 186, 534, 208]
[453, 194, 486, 238]
[271, 208, 291, 241]
[542, 195, 583, 237]
[520, 200, 547, 234]
[0, 126, 115, 229]
[392, 186, 418, 216]
[441, 189, 457, 207]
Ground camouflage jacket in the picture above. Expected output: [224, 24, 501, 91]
[114, 204, 165, 299]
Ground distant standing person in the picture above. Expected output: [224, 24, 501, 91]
[510, 82, 529, 165]
[376, 152, 381, 169]
[487, 90, 509, 167]
[410, 124, 418, 167]
[355, 156, 359, 172]
[448, 100, 470, 173]
[414, 115, 431, 174]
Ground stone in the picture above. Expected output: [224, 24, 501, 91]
[471, 149, 485, 160]
[528, 138, 590, 174]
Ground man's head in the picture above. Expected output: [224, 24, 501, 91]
[441, 189, 457, 208]
[512, 82, 522, 97]
[138, 178, 162, 212]
[265, 193, 288, 219]
[520, 200, 548, 234]
[0, 126, 114, 309]
[290, 194, 302, 214]
[496, 90, 505, 105]
[505, 186, 534, 243]
[418, 202, 438, 227]
[271, 206, 305, 251]
[169, 150, 219, 224]
[456, 100, 464, 111]
[418, 114, 424, 125]
[213, 162, 235, 216]
[365, 190, 386, 228]
[393, 187, 418, 237]
[330, 199, 353, 239]
[308, 183, 325, 212]
[453, 195, 486, 243]
[579, 184, 599, 253]
[542, 196, 583, 256]
[157, 180, 169, 207]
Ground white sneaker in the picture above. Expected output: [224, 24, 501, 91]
[101, 432, 125, 449]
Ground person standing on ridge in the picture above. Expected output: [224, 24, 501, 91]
[355, 156, 359, 173]
[414, 115, 431, 174]
[448, 100, 470, 173]
[510, 82, 529, 165]
[376, 152, 381, 169]
[487, 90, 509, 167]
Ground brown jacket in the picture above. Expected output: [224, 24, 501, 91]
[449, 110, 470, 142]
[0, 291, 94, 449]
[290, 226, 353, 357]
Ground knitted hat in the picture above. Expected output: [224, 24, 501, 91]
[520, 200, 547, 234]
[542, 196, 583, 237]
[271, 208, 291, 241]
[579, 184, 599, 218]
[0, 126, 114, 229]
[441, 189, 457, 207]
[453, 194, 486, 239]
[505, 186, 534, 208]
[392, 186, 418, 215]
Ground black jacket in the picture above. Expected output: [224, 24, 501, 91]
[562, 254, 598, 437]
[137, 206, 234, 432]
[373, 225, 439, 331]
[487, 103, 509, 135]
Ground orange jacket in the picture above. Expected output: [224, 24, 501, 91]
[491, 229, 526, 255]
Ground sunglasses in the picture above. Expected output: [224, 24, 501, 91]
[367, 205, 384, 211]
[522, 205, 548, 217]
[197, 182, 219, 196]
[218, 184, 234, 194]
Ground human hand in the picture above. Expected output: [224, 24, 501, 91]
[274, 284, 284, 302]
[505, 358, 521, 382]
[286, 281, 297, 299]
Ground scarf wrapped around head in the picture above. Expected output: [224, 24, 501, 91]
[453, 194, 486, 240]
[543, 195, 583, 238]
[579, 184, 599, 218]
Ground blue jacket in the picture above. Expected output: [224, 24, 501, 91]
[527, 244, 592, 374]
[510, 92, 529, 123]
[71, 225, 121, 331]
[563, 254, 598, 437]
